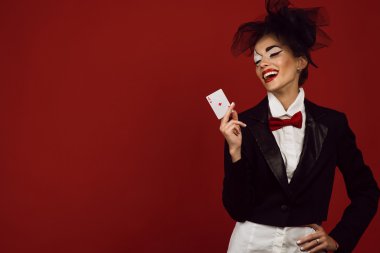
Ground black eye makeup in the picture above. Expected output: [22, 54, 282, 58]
[270, 50, 282, 57]
[253, 50, 262, 65]
[267, 46, 283, 57]
[253, 46, 283, 65]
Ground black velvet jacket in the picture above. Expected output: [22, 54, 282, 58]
[222, 97, 379, 253]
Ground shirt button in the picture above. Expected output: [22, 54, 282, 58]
[281, 204, 289, 211]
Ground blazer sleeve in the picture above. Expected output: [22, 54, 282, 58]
[222, 136, 254, 222]
[329, 113, 380, 253]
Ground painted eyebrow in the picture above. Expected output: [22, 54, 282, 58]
[254, 45, 282, 56]
[265, 45, 282, 52]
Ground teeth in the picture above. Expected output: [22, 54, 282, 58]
[263, 71, 278, 80]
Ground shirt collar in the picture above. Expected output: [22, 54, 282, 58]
[267, 87, 305, 118]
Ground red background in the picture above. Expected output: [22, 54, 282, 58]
[0, 0, 379, 252]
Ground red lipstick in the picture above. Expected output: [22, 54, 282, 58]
[262, 68, 279, 83]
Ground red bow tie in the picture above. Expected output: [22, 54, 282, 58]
[269, 111, 303, 131]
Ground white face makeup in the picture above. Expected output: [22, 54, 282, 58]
[254, 34, 306, 95]
[254, 45, 283, 66]
[253, 50, 262, 65]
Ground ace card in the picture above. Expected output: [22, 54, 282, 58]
[206, 89, 231, 119]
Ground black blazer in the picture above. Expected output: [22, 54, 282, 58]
[222, 97, 379, 253]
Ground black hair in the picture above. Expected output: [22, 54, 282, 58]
[231, 0, 331, 85]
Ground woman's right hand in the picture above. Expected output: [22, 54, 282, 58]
[219, 102, 247, 153]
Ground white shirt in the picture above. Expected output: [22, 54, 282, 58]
[227, 88, 317, 253]
[268, 87, 306, 183]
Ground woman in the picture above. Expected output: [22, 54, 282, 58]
[219, 1, 379, 252]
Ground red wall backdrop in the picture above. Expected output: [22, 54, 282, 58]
[0, 0, 379, 252]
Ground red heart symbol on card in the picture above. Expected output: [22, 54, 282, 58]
[218, 102, 222, 106]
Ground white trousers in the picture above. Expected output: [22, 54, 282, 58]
[227, 221, 323, 253]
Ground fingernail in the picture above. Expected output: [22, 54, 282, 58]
[231, 102, 235, 105]
[300, 247, 304, 250]
[297, 240, 301, 244]
[243, 123, 247, 127]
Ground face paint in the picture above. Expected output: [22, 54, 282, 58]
[254, 46, 283, 66]
[254, 50, 262, 65]
[254, 34, 303, 94]
[267, 46, 282, 56]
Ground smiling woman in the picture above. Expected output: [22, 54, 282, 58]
[253, 35, 307, 97]
[219, 1, 379, 253]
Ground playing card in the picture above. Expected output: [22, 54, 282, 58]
[206, 89, 231, 119]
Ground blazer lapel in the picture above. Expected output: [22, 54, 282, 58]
[246, 97, 292, 198]
[244, 97, 328, 199]
[289, 99, 329, 195]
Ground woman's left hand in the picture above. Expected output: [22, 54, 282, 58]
[297, 224, 338, 252]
